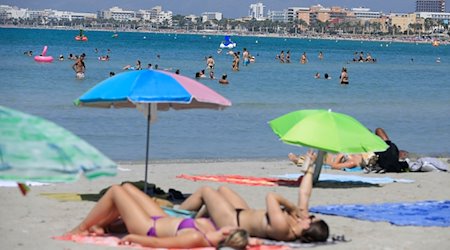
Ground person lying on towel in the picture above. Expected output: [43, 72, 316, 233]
[66, 183, 248, 249]
[179, 150, 329, 243]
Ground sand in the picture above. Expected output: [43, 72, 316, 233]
[1, 159, 449, 250]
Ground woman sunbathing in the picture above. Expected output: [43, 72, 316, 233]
[289, 152, 366, 170]
[179, 150, 329, 242]
[68, 183, 248, 249]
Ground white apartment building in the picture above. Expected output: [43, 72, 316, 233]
[351, 7, 382, 19]
[249, 2, 265, 20]
[0, 5, 27, 19]
[98, 6, 135, 21]
[201, 12, 223, 22]
[268, 9, 288, 22]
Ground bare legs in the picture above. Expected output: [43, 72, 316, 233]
[69, 183, 166, 236]
[179, 186, 245, 228]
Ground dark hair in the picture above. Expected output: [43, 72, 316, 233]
[299, 220, 329, 243]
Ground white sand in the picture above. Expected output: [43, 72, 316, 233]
[1, 159, 449, 250]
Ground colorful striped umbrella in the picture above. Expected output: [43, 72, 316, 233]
[75, 70, 232, 192]
[0, 105, 117, 183]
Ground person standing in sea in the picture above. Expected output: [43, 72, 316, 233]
[242, 48, 250, 66]
[301, 52, 308, 64]
[339, 67, 349, 84]
[206, 55, 215, 78]
[286, 50, 291, 63]
[72, 53, 86, 79]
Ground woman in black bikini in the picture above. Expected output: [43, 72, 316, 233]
[68, 183, 248, 249]
[179, 150, 329, 243]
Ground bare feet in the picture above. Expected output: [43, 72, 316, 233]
[66, 225, 89, 236]
[288, 153, 305, 165]
[66, 224, 105, 236]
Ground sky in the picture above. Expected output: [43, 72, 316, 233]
[1, 1, 434, 18]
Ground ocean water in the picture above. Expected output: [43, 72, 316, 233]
[0, 27, 449, 161]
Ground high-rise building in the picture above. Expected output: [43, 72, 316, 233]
[249, 2, 265, 20]
[416, 0, 445, 12]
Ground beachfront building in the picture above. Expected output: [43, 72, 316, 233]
[98, 7, 135, 21]
[415, 11, 450, 33]
[416, 11, 450, 20]
[390, 13, 425, 34]
[249, 2, 266, 20]
[201, 12, 223, 22]
[50, 10, 96, 21]
[351, 7, 382, 19]
[0, 5, 27, 19]
[0, 5, 96, 22]
[136, 6, 173, 26]
[416, 0, 446, 12]
[267, 9, 288, 22]
[287, 7, 309, 22]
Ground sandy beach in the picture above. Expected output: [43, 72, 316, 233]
[1, 159, 449, 250]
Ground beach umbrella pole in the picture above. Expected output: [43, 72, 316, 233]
[313, 150, 325, 185]
[144, 103, 151, 194]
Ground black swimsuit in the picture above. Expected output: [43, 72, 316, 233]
[235, 209, 271, 227]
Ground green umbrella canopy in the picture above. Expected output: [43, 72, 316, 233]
[0, 105, 117, 182]
[269, 109, 388, 154]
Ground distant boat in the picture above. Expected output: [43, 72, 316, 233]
[112, 33, 118, 38]
[219, 36, 236, 49]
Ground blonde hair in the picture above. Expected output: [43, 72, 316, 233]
[218, 229, 249, 250]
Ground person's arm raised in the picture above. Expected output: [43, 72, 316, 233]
[297, 150, 316, 219]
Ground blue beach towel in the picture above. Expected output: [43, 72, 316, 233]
[322, 164, 363, 172]
[310, 200, 450, 227]
[275, 173, 414, 184]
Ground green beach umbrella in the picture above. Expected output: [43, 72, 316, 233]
[0, 105, 117, 183]
[269, 109, 388, 153]
[269, 109, 388, 183]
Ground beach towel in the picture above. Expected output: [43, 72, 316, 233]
[275, 173, 414, 184]
[310, 200, 450, 227]
[176, 174, 297, 186]
[0, 180, 51, 187]
[322, 164, 363, 172]
[53, 234, 290, 250]
[177, 173, 414, 186]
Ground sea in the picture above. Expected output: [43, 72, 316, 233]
[1, 27, 449, 162]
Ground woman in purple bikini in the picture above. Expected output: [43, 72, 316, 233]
[68, 183, 248, 249]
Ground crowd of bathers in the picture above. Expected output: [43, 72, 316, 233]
[352, 51, 376, 63]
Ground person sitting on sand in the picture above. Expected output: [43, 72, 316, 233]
[369, 127, 409, 173]
[67, 183, 249, 249]
[179, 150, 329, 243]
